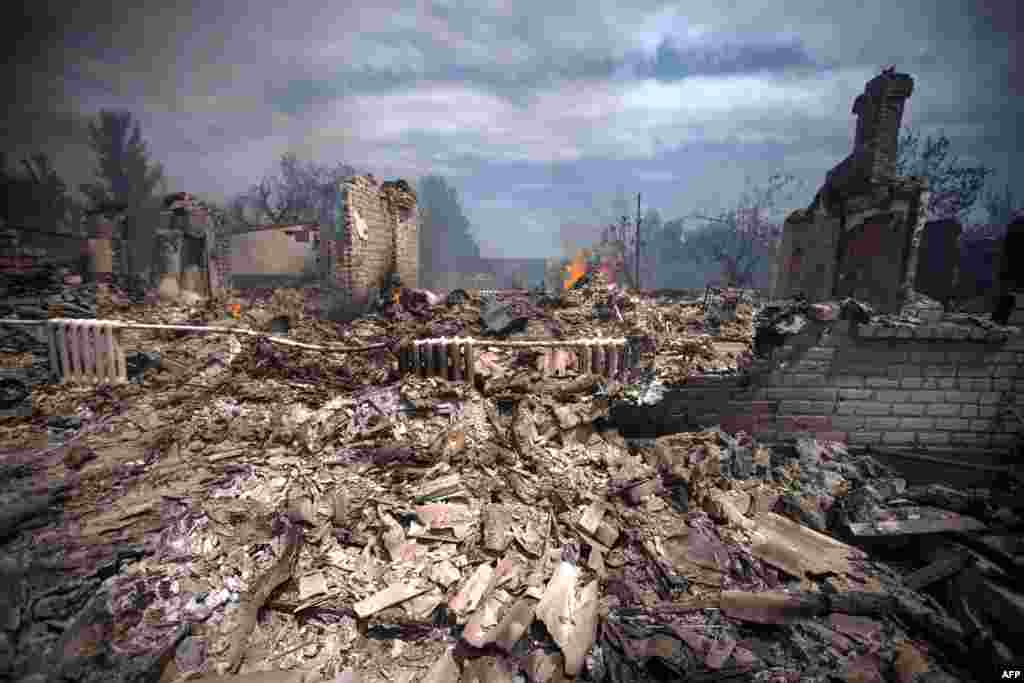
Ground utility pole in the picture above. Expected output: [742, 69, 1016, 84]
[635, 192, 642, 290]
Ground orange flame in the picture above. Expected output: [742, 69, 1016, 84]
[563, 249, 588, 290]
[228, 303, 242, 319]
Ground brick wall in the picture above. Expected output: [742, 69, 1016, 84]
[211, 227, 232, 294]
[229, 227, 317, 276]
[614, 317, 1022, 453]
[321, 175, 418, 318]
[382, 180, 419, 290]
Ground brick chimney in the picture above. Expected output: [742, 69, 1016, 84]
[851, 70, 915, 182]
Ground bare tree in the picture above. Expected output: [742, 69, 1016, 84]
[685, 173, 798, 288]
[234, 153, 355, 226]
[896, 128, 993, 222]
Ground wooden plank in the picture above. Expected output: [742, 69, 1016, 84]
[749, 512, 866, 579]
[353, 582, 430, 619]
[904, 550, 972, 591]
[848, 509, 986, 538]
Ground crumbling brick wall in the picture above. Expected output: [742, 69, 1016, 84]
[614, 319, 1022, 452]
[776, 70, 927, 313]
[382, 180, 419, 290]
[320, 174, 418, 318]
[211, 228, 232, 293]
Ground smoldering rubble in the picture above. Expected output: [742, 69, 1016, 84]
[0, 273, 1022, 683]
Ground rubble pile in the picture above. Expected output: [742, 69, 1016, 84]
[0, 264, 99, 322]
[0, 283, 1022, 683]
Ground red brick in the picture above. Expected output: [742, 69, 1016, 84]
[719, 415, 759, 435]
[815, 431, 848, 443]
[748, 401, 777, 416]
[781, 415, 832, 432]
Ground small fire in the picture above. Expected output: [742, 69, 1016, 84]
[563, 250, 588, 290]
[228, 303, 242, 319]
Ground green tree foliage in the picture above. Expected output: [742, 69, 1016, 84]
[80, 110, 166, 208]
[80, 110, 167, 274]
[234, 152, 355, 226]
[0, 152, 81, 231]
[895, 128, 993, 221]
[417, 175, 482, 289]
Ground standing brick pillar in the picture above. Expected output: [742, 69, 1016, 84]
[993, 217, 1024, 324]
[851, 70, 915, 183]
[319, 175, 419, 320]
[87, 214, 115, 285]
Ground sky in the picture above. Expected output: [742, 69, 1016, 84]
[3, 0, 1021, 258]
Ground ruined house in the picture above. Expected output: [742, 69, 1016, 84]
[228, 224, 320, 289]
[152, 193, 231, 300]
[317, 174, 419, 319]
[774, 70, 929, 313]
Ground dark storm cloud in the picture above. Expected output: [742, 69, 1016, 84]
[635, 36, 819, 81]
[0, 0, 1020, 259]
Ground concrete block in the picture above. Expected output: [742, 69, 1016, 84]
[945, 391, 982, 404]
[917, 432, 951, 445]
[979, 392, 1002, 405]
[980, 405, 1000, 418]
[843, 363, 882, 376]
[805, 347, 836, 361]
[994, 379, 1013, 391]
[837, 401, 892, 416]
[788, 359, 830, 372]
[994, 365, 1018, 378]
[909, 351, 947, 363]
[848, 431, 882, 444]
[957, 365, 993, 379]
[960, 405, 979, 418]
[874, 390, 911, 402]
[892, 403, 926, 416]
[926, 404, 961, 417]
[781, 415, 832, 432]
[923, 364, 958, 377]
[882, 431, 916, 445]
[779, 400, 835, 415]
[899, 417, 935, 430]
[834, 375, 865, 388]
[894, 364, 924, 377]
[729, 400, 777, 416]
[910, 390, 944, 403]
[991, 434, 1017, 447]
[958, 378, 992, 391]
[865, 377, 900, 389]
[831, 416, 866, 431]
[815, 431, 848, 443]
[762, 388, 836, 402]
[790, 373, 826, 387]
[933, 417, 970, 431]
[969, 419, 995, 432]
[838, 389, 873, 400]
[951, 432, 989, 446]
[899, 377, 938, 390]
[864, 417, 902, 430]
